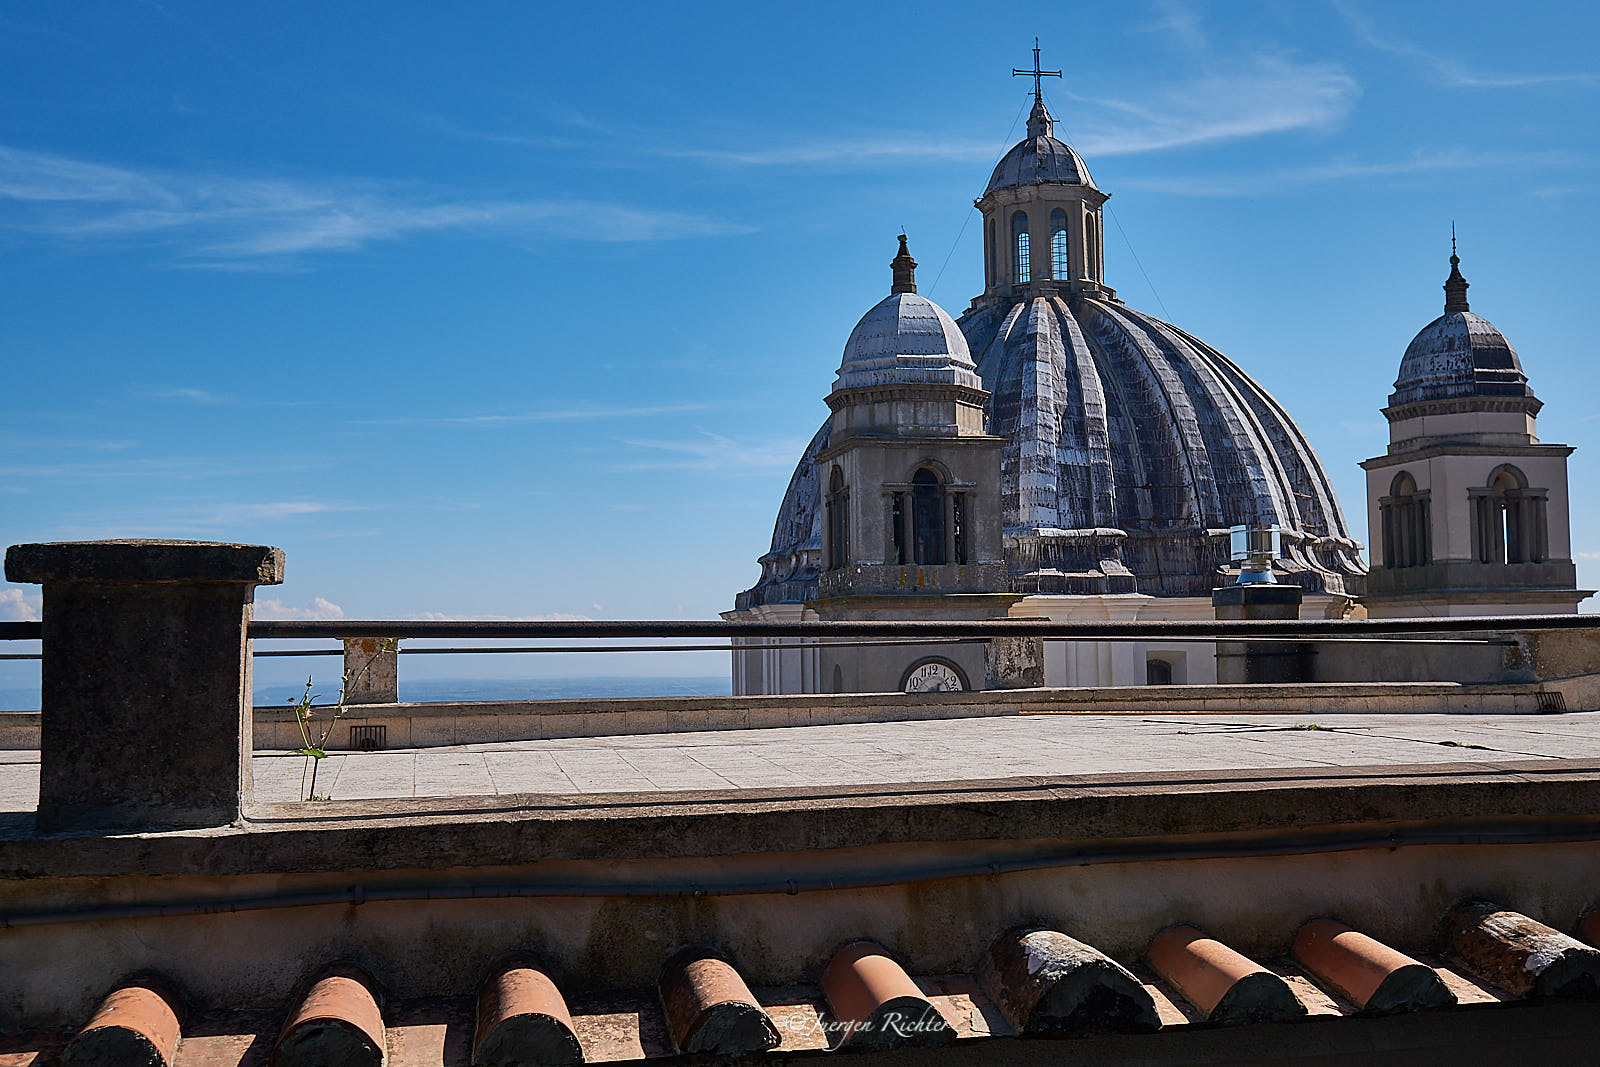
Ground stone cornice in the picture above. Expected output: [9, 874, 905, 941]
[1361, 442, 1575, 469]
[1382, 395, 1543, 422]
[825, 383, 990, 411]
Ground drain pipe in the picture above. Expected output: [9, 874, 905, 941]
[5, 820, 1600, 931]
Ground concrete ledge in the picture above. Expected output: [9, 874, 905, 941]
[3, 759, 1599, 878]
[0, 683, 1570, 751]
[245, 682, 1562, 752]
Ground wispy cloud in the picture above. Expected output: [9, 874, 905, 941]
[1139, 0, 1208, 51]
[0, 455, 322, 482]
[255, 596, 345, 621]
[0, 588, 41, 622]
[664, 54, 1356, 169]
[192, 501, 337, 525]
[138, 387, 231, 404]
[1063, 54, 1358, 156]
[354, 402, 710, 428]
[615, 430, 806, 472]
[1118, 148, 1573, 197]
[1334, 2, 1600, 89]
[0, 145, 752, 266]
[659, 139, 1002, 168]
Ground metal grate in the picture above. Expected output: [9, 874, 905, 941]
[348, 725, 387, 751]
[1536, 691, 1568, 714]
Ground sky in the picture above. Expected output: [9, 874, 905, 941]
[2, 1, 1598, 689]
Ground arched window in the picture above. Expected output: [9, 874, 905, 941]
[911, 468, 946, 565]
[984, 218, 996, 287]
[1011, 211, 1030, 284]
[1146, 658, 1174, 685]
[1380, 471, 1430, 569]
[832, 664, 844, 694]
[1087, 215, 1100, 278]
[826, 466, 848, 570]
[1473, 465, 1546, 564]
[1050, 209, 1069, 280]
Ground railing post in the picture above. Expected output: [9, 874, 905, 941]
[342, 637, 399, 704]
[4, 539, 284, 832]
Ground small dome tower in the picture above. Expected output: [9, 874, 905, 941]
[975, 40, 1111, 300]
[1361, 241, 1587, 616]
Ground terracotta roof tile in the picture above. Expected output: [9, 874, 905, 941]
[1145, 924, 1308, 1026]
[820, 941, 955, 1050]
[1440, 899, 1600, 1000]
[1293, 918, 1456, 1014]
[656, 946, 779, 1056]
[272, 963, 385, 1067]
[473, 954, 583, 1066]
[61, 977, 183, 1067]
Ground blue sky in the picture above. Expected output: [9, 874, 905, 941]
[2, 1, 1598, 687]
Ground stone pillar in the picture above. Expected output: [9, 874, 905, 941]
[4, 539, 284, 832]
[1212, 584, 1313, 684]
[985, 636, 1045, 689]
[342, 638, 399, 704]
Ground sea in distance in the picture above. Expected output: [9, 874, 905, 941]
[0, 676, 733, 711]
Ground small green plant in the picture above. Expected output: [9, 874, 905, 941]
[289, 638, 396, 801]
[1290, 723, 1326, 731]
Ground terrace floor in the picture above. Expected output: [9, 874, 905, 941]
[5, 711, 1600, 810]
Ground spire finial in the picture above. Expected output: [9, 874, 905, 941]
[1444, 226, 1470, 313]
[891, 234, 917, 294]
[1013, 38, 1062, 138]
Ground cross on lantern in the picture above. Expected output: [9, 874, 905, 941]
[1012, 37, 1062, 102]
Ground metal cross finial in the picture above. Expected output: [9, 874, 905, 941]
[1013, 37, 1062, 103]
[1451, 221, 1457, 259]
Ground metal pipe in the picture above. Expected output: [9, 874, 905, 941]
[245, 615, 1592, 641]
[3, 820, 1597, 931]
[0, 633, 1521, 664]
[2, 616, 1588, 646]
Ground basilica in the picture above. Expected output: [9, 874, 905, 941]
[726, 58, 1582, 695]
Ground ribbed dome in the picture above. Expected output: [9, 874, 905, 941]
[738, 292, 1365, 610]
[984, 135, 1095, 197]
[833, 292, 981, 391]
[1389, 257, 1531, 407]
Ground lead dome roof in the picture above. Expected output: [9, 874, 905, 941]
[1388, 255, 1532, 407]
[833, 293, 981, 391]
[983, 99, 1096, 197]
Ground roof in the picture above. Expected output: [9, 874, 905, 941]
[833, 292, 981, 392]
[1391, 311, 1530, 407]
[1390, 253, 1532, 408]
[983, 100, 1096, 197]
[9, 902, 1596, 1064]
[984, 135, 1095, 197]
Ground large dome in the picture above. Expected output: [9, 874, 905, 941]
[738, 291, 1364, 609]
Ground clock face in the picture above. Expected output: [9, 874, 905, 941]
[904, 661, 964, 693]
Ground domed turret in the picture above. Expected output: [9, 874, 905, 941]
[1388, 250, 1533, 408]
[833, 236, 982, 392]
[984, 98, 1096, 196]
[1361, 240, 1584, 617]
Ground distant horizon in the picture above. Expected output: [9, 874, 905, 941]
[0, 673, 735, 713]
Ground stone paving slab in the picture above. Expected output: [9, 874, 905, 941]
[3, 712, 1600, 809]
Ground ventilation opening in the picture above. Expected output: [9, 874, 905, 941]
[348, 724, 387, 751]
[1536, 691, 1568, 714]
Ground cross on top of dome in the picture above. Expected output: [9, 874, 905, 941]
[1013, 38, 1062, 138]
